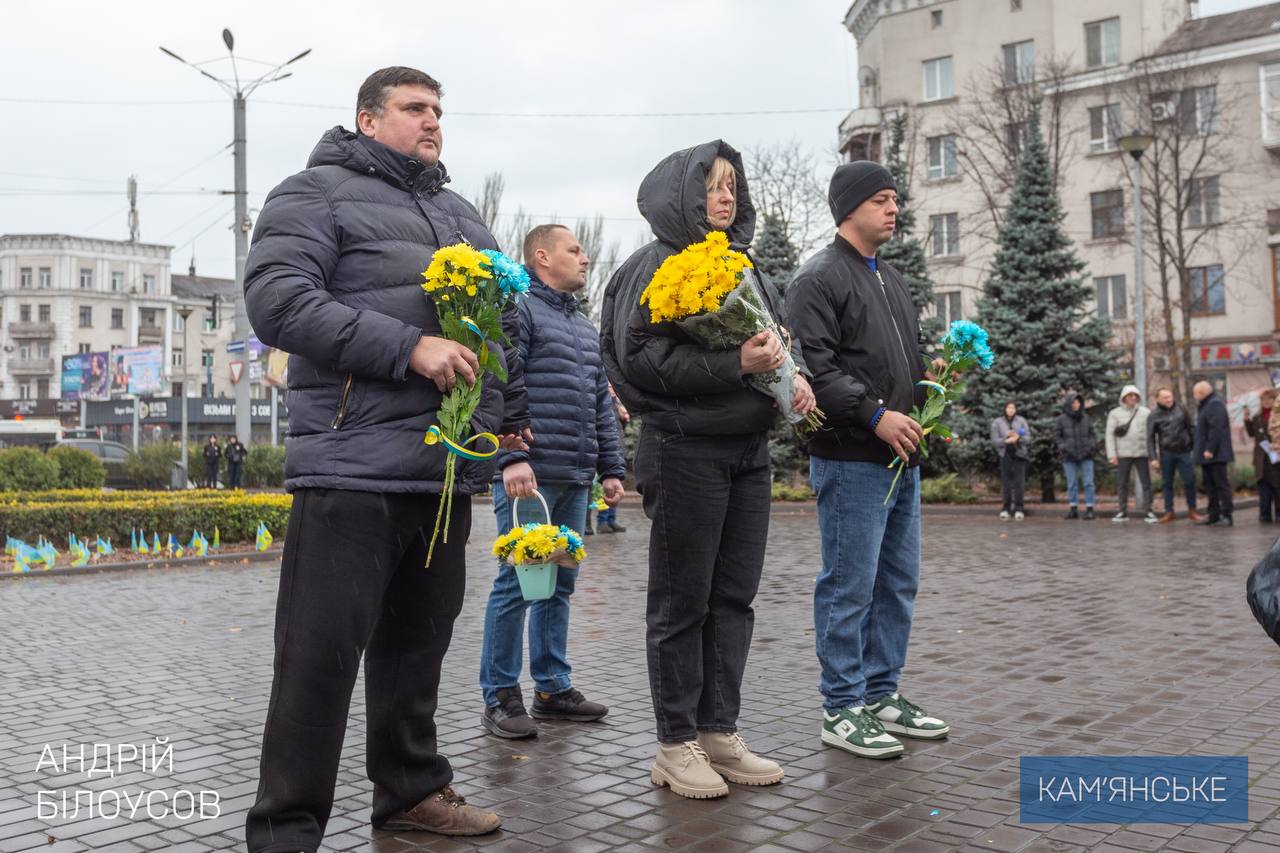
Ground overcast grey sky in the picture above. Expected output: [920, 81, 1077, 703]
[0, 0, 1265, 279]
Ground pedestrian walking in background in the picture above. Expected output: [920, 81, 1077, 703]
[1105, 385, 1156, 523]
[1148, 387, 1199, 523]
[1194, 380, 1235, 527]
[1054, 393, 1095, 520]
[1246, 387, 1280, 523]
[991, 401, 1029, 521]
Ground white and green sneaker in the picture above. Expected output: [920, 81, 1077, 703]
[867, 693, 950, 739]
[821, 707, 905, 758]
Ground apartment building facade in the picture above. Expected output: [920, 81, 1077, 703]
[840, 0, 1280, 400]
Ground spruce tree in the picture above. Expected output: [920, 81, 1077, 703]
[753, 210, 799, 288]
[953, 102, 1116, 501]
[878, 111, 940, 340]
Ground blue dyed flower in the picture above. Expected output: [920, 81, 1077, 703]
[482, 249, 531, 296]
[944, 320, 993, 370]
[558, 525, 585, 554]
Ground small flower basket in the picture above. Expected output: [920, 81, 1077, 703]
[492, 490, 587, 602]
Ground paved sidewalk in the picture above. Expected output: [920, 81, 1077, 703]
[1, 506, 1278, 852]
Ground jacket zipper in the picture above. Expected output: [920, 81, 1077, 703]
[875, 269, 915, 383]
[331, 373, 354, 429]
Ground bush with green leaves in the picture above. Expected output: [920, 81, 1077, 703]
[920, 472, 978, 504]
[0, 447, 60, 491]
[47, 446, 106, 489]
[123, 443, 181, 490]
[245, 445, 286, 488]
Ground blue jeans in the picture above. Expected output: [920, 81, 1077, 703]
[597, 506, 617, 525]
[479, 484, 589, 707]
[1159, 451, 1197, 514]
[1063, 459, 1095, 507]
[811, 457, 920, 712]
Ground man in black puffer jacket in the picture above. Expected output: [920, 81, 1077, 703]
[244, 67, 527, 851]
[1148, 387, 1199, 523]
[1054, 393, 1096, 519]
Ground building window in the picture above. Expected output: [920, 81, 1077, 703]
[1090, 189, 1126, 239]
[1005, 121, 1027, 158]
[18, 344, 30, 360]
[172, 349, 184, 368]
[78, 306, 92, 328]
[79, 268, 93, 290]
[77, 343, 90, 354]
[19, 267, 32, 289]
[201, 349, 214, 368]
[204, 307, 216, 332]
[1085, 18, 1120, 68]
[36, 379, 49, 399]
[142, 274, 155, 294]
[923, 56, 954, 101]
[1011, 0, 1022, 9]
[1186, 175, 1221, 227]
[173, 312, 186, 333]
[1183, 86, 1217, 136]
[1089, 104, 1121, 153]
[1189, 264, 1226, 315]
[17, 384, 31, 400]
[1002, 40, 1035, 85]
[111, 308, 124, 329]
[929, 213, 961, 256]
[1263, 62, 1280, 143]
[936, 291, 962, 327]
[38, 268, 51, 289]
[1094, 275, 1127, 320]
[140, 308, 157, 328]
[37, 304, 50, 323]
[931, 9, 942, 27]
[927, 134, 958, 179]
[37, 343, 50, 359]
[111, 271, 124, 292]
[18, 304, 31, 322]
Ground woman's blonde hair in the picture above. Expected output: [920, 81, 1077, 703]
[705, 156, 737, 225]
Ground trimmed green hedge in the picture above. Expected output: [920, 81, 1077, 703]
[48, 446, 107, 489]
[0, 448, 60, 491]
[0, 491, 291, 545]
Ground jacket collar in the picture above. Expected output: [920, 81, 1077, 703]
[527, 270, 581, 315]
[354, 133, 450, 194]
[833, 233, 877, 266]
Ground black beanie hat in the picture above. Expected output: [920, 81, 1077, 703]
[828, 161, 897, 225]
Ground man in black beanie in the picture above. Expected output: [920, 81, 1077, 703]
[787, 161, 951, 759]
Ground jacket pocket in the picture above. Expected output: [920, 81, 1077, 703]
[330, 373, 355, 430]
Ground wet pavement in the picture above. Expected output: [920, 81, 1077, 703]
[2, 502, 1279, 852]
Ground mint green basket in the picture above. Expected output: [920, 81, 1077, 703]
[510, 491, 559, 601]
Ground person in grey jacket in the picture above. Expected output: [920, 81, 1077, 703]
[479, 223, 626, 738]
[1105, 384, 1156, 523]
[1193, 380, 1235, 526]
[243, 67, 526, 849]
[991, 402, 1030, 520]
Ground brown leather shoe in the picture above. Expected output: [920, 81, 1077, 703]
[377, 786, 501, 836]
[1157, 512, 1175, 524]
[1187, 509, 1203, 523]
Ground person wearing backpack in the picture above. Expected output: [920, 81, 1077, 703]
[1105, 384, 1156, 523]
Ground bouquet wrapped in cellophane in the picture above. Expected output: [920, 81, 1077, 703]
[420, 244, 530, 563]
[640, 231, 823, 436]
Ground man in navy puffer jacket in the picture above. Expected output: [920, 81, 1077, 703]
[479, 224, 626, 739]
[244, 67, 528, 851]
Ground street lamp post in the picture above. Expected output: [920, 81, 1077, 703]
[1118, 131, 1155, 397]
[160, 31, 309, 447]
[177, 305, 194, 488]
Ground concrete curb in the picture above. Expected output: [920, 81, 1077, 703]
[1, 547, 284, 581]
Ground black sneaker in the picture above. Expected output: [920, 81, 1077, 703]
[530, 688, 608, 722]
[1064, 507, 1079, 520]
[481, 686, 538, 739]
[1083, 508, 1095, 520]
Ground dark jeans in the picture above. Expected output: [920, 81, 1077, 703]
[228, 461, 244, 489]
[635, 425, 770, 744]
[1262, 481, 1278, 522]
[1000, 453, 1026, 512]
[1116, 456, 1152, 514]
[245, 488, 469, 853]
[204, 462, 219, 488]
[1202, 462, 1234, 520]
[1159, 451, 1197, 514]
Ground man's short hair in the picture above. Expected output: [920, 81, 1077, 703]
[522, 224, 570, 265]
[356, 67, 443, 121]
[1155, 386, 1174, 396]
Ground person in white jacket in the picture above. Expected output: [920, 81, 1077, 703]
[1105, 384, 1157, 523]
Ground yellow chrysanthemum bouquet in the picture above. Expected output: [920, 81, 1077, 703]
[640, 231, 823, 435]
[421, 243, 530, 563]
[492, 491, 587, 600]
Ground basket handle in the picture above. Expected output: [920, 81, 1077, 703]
[510, 489, 552, 527]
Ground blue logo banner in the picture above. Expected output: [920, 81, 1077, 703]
[1020, 756, 1248, 824]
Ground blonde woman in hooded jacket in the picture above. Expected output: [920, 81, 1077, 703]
[1105, 384, 1157, 523]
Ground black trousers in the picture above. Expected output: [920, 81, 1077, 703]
[228, 462, 244, 489]
[205, 462, 219, 488]
[635, 425, 770, 744]
[245, 488, 469, 853]
[1116, 456, 1152, 514]
[1000, 453, 1026, 512]
[1202, 462, 1234, 520]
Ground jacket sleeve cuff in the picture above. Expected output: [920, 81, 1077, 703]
[856, 397, 883, 430]
[393, 331, 420, 382]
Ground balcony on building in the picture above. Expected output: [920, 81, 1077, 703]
[137, 325, 164, 344]
[7, 321, 56, 339]
[9, 358, 56, 376]
[839, 107, 882, 162]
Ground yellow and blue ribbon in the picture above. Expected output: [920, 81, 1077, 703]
[425, 425, 500, 461]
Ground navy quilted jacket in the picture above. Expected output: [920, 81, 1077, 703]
[496, 274, 625, 486]
[244, 127, 528, 494]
